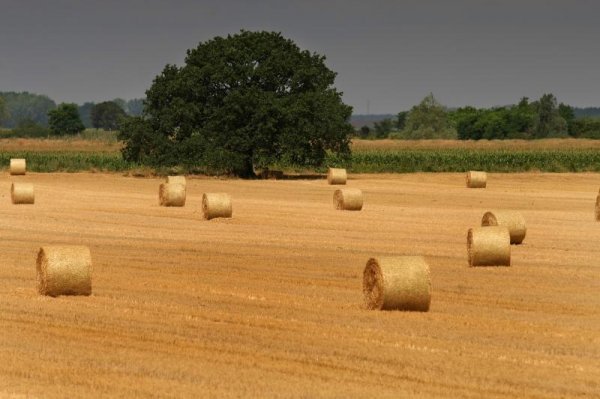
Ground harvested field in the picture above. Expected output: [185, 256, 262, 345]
[351, 138, 600, 151]
[0, 138, 121, 153]
[0, 172, 599, 398]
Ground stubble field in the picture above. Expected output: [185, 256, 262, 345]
[1, 172, 599, 398]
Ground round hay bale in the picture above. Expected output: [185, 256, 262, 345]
[333, 188, 363, 211]
[327, 168, 347, 185]
[166, 175, 186, 187]
[37, 246, 92, 297]
[11, 183, 34, 204]
[363, 256, 431, 311]
[467, 226, 511, 267]
[10, 158, 26, 175]
[466, 171, 487, 188]
[481, 211, 527, 244]
[202, 193, 232, 220]
[159, 183, 186, 207]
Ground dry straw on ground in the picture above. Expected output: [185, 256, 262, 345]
[166, 175, 187, 187]
[202, 193, 232, 220]
[467, 226, 511, 267]
[466, 171, 487, 188]
[363, 256, 431, 311]
[10, 158, 26, 175]
[11, 183, 34, 204]
[327, 168, 347, 185]
[159, 183, 186, 207]
[333, 188, 363, 211]
[37, 246, 92, 296]
[482, 211, 527, 244]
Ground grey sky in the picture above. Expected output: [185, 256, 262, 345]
[1, 0, 598, 113]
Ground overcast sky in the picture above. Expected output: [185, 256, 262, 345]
[1, 0, 598, 113]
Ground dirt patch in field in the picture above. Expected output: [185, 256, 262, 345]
[0, 172, 598, 397]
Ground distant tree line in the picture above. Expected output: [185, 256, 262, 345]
[0, 92, 56, 128]
[0, 91, 144, 135]
[357, 93, 600, 140]
[78, 98, 143, 129]
[573, 107, 600, 118]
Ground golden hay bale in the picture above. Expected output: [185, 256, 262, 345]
[37, 246, 92, 297]
[466, 171, 487, 188]
[10, 158, 26, 175]
[166, 175, 186, 187]
[327, 168, 347, 185]
[202, 193, 232, 220]
[333, 188, 363, 211]
[159, 183, 186, 207]
[11, 183, 34, 204]
[363, 256, 431, 311]
[596, 194, 600, 221]
[467, 226, 511, 267]
[481, 211, 527, 244]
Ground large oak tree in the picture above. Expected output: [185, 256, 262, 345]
[119, 30, 353, 177]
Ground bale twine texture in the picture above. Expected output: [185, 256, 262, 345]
[327, 168, 347, 185]
[482, 211, 527, 244]
[11, 183, 34, 204]
[333, 188, 363, 211]
[467, 226, 511, 267]
[37, 246, 92, 297]
[363, 256, 431, 311]
[466, 171, 487, 188]
[166, 175, 186, 187]
[202, 193, 232, 220]
[159, 183, 186, 207]
[10, 158, 26, 175]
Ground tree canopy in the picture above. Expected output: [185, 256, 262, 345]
[0, 91, 56, 128]
[452, 94, 572, 140]
[0, 97, 8, 125]
[48, 103, 85, 135]
[119, 30, 353, 176]
[91, 101, 127, 130]
[373, 118, 393, 138]
[403, 94, 456, 139]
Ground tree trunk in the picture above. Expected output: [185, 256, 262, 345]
[236, 156, 256, 179]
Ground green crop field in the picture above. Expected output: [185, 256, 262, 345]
[343, 148, 600, 173]
[0, 152, 132, 173]
[1, 138, 599, 174]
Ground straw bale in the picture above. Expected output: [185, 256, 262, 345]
[166, 175, 186, 187]
[333, 188, 363, 211]
[327, 168, 347, 185]
[37, 246, 92, 296]
[10, 158, 26, 175]
[11, 183, 34, 204]
[363, 256, 431, 311]
[202, 193, 232, 220]
[466, 171, 487, 188]
[596, 194, 600, 221]
[159, 183, 186, 207]
[482, 211, 527, 244]
[467, 226, 511, 267]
